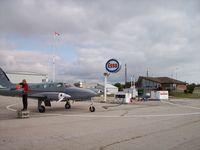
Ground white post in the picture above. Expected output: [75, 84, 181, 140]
[131, 76, 133, 88]
[52, 55, 55, 82]
[104, 72, 109, 102]
[133, 75, 135, 98]
[52, 32, 60, 82]
[52, 34, 56, 82]
[104, 75, 107, 102]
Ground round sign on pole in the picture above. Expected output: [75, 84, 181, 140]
[105, 58, 121, 73]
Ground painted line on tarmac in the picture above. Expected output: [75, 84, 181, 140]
[126, 112, 200, 118]
[71, 112, 200, 118]
[31, 111, 200, 118]
[6, 103, 18, 112]
[161, 100, 200, 110]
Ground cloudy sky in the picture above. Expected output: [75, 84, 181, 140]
[0, 0, 199, 84]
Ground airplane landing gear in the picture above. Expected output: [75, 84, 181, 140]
[89, 106, 95, 112]
[65, 101, 71, 109]
[38, 105, 45, 113]
[38, 99, 46, 113]
[89, 100, 95, 112]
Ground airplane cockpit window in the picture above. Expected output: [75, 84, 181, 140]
[48, 84, 54, 88]
[57, 83, 63, 88]
[64, 83, 72, 87]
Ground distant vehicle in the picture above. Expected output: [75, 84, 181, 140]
[0, 68, 97, 113]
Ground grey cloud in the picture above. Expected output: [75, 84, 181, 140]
[0, 50, 51, 73]
[0, 0, 200, 83]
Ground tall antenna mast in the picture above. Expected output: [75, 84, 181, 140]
[125, 64, 127, 86]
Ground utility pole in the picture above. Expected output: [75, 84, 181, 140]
[125, 64, 127, 87]
[131, 75, 135, 98]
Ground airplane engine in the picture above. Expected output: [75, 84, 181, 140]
[58, 93, 71, 102]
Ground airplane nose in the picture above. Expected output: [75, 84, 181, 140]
[68, 87, 98, 99]
[82, 88, 98, 97]
[88, 90, 98, 97]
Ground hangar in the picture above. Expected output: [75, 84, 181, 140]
[6, 71, 48, 83]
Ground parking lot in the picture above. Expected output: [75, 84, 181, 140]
[0, 95, 200, 150]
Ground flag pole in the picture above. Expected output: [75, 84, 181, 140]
[53, 33, 56, 82]
[52, 32, 60, 82]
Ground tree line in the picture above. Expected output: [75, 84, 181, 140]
[185, 83, 200, 94]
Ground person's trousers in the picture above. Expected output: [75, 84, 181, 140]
[22, 94, 28, 110]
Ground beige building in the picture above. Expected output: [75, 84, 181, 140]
[137, 76, 187, 92]
[193, 87, 200, 94]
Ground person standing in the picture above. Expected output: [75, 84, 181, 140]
[19, 79, 29, 111]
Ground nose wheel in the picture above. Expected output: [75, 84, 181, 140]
[65, 101, 71, 109]
[89, 106, 95, 112]
[38, 99, 46, 113]
[38, 105, 45, 113]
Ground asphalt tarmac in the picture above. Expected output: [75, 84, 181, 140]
[0, 95, 200, 150]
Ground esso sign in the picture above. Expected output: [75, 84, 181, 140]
[105, 59, 121, 73]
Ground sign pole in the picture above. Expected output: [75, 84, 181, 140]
[104, 58, 121, 102]
[103, 72, 109, 102]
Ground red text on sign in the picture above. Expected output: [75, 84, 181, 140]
[107, 63, 118, 68]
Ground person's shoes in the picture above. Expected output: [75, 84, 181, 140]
[21, 109, 27, 111]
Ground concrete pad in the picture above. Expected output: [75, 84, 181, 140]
[0, 95, 200, 150]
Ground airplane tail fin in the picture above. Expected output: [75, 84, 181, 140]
[0, 68, 12, 88]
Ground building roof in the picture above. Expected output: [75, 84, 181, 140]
[97, 83, 118, 89]
[106, 84, 118, 89]
[6, 71, 47, 76]
[138, 76, 187, 85]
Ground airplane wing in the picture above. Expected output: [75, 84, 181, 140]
[29, 92, 71, 102]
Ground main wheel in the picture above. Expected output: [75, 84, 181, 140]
[65, 102, 71, 109]
[89, 106, 95, 112]
[38, 105, 45, 113]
